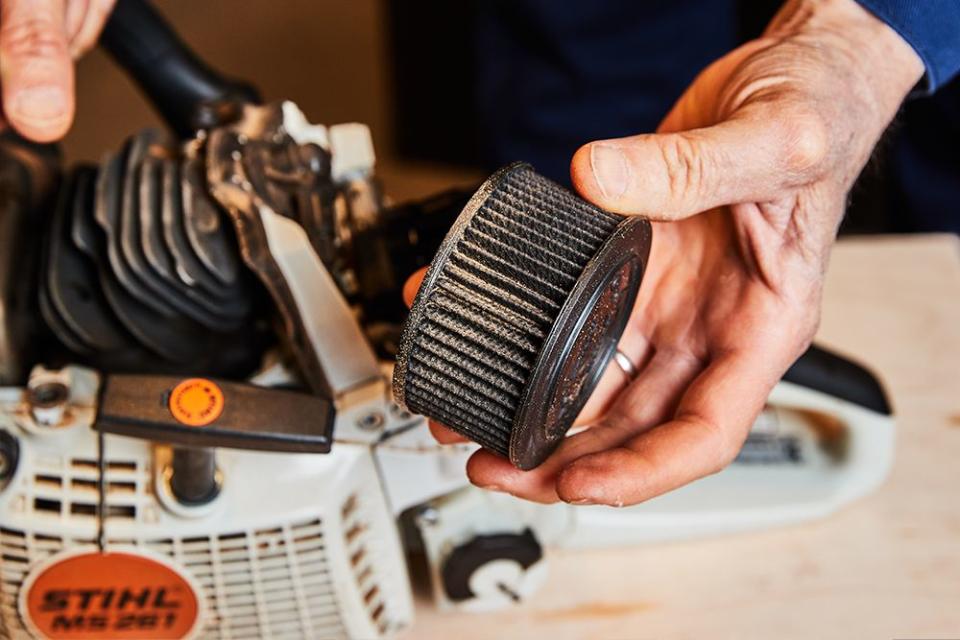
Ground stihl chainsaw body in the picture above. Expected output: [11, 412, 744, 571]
[0, 1, 894, 637]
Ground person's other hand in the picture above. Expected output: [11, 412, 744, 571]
[420, 0, 923, 505]
[0, 0, 114, 141]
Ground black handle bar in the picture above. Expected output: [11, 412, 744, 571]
[100, 0, 260, 137]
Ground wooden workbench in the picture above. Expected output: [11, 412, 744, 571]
[407, 234, 960, 640]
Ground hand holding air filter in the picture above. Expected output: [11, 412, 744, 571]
[393, 163, 652, 469]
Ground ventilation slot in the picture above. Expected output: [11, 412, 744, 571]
[342, 492, 393, 635]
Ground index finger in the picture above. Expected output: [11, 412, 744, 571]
[554, 349, 783, 506]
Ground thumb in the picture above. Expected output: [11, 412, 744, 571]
[570, 108, 828, 220]
[0, 0, 75, 142]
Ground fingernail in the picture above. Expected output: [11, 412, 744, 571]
[590, 144, 628, 200]
[568, 497, 595, 506]
[478, 483, 504, 493]
[12, 86, 68, 124]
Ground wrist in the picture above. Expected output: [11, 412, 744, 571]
[769, 0, 924, 112]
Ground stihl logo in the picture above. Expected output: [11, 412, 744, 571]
[21, 550, 201, 639]
[41, 587, 183, 611]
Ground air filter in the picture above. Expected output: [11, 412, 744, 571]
[394, 163, 652, 469]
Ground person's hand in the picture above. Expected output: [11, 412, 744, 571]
[415, 0, 923, 505]
[0, 0, 115, 141]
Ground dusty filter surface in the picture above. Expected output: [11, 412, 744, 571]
[394, 163, 652, 469]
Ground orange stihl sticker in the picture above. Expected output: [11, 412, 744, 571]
[20, 549, 202, 639]
[168, 378, 224, 427]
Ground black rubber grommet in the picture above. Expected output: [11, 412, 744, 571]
[394, 163, 652, 469]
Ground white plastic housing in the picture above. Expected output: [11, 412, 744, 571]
[0, 381, 412, 640]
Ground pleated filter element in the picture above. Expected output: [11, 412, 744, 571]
[394, 163, 652, 469]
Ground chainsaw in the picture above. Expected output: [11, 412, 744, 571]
[0, 1, 895, 638]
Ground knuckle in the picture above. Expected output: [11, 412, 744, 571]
[798, 315, 819, 351]
[94, 0, 119, 17]
[1, 17, 68, 61]
[695, 418, 741, 476]
[658, 133, 708, 207]
[79, 0, 117, 43]
[777, 107, 830, 175]
[710, 441, 741, 475]
[709, 447, 738, 476]
[784, 300, 821, 354]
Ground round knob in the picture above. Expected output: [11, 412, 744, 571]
[440, 529, 545, 608]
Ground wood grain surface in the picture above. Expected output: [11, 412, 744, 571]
[408, 234, 960, 640]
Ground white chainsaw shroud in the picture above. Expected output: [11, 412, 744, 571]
[0, 368, 413, 640]
[0, 106, 896, 638]
[0, 366, 896, 636]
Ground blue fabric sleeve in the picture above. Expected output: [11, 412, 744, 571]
[855, 0, 960, 92]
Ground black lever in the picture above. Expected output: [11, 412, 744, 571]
[783, 344, 891, 415]
[99, 0, 260, 137]
[95, 374, 334, 453]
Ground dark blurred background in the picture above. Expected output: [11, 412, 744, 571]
[65, 0, 486, 202]
[56, 0, 809, 201]
[67, 0, 957, 232]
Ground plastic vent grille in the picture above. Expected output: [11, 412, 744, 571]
[341, 492, 391, 636]
[142, 519, 346, 639]
[1, 528, 99, 640]
[0, 451, 354, 639]
[0, 457, 404, 639]
[0, 430, 407, 640]
[0, 517, 349, 639]
[26, 455, 146, 521]
[399, 164, 621, 455]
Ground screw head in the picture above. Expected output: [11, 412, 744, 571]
[27, 381, 69, 427]
[28, 382, 68, 409]
[356, 411, 385, 432]
[417, 505, 440, 526]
